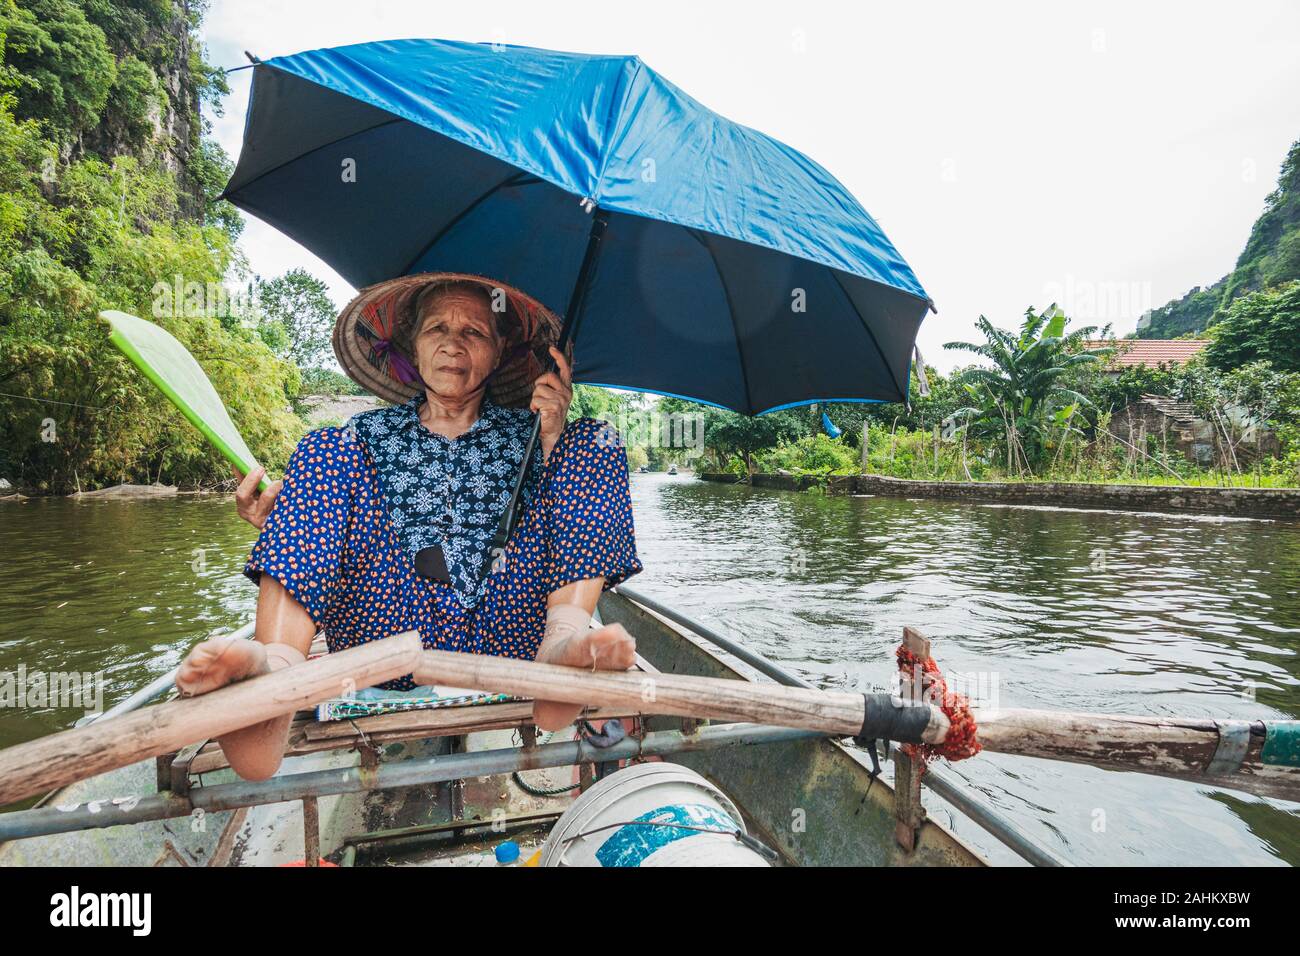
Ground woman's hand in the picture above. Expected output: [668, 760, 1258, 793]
[531, 346, 574, 461]
[234, 465, 283, 530]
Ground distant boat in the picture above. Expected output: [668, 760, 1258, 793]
[668, 465, 678, 475]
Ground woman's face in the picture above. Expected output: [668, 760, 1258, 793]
[413, 288, 505, 402]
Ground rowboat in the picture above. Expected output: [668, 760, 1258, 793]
[0, 589, 994, 867]
[0, 587, 1293, 867]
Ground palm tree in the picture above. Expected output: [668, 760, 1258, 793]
[944, 306, 1109, 474]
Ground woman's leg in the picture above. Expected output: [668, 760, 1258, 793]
[176, 426, 396, 778]
[176, 576, 314, 779]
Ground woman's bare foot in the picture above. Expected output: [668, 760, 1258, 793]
[533, 623, 636, 731]
[175, 637, 269, 697]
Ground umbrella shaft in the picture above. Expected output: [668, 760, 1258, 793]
[556, 209, 610, 346]
[490, 209, 610, 559]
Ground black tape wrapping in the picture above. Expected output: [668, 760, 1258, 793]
[854, 693, 932, 746]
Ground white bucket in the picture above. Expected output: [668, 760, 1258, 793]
[539, 762, 769, 867]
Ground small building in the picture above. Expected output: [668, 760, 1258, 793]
[1083, 339, 1210, 375]
[1107, 394, 1278, 469]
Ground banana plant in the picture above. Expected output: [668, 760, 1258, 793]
[944, 305, 1110, 472]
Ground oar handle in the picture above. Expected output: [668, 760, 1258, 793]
[0, 631, 424, 808]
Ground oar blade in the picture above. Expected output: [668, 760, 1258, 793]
[100, 310, 266, 489]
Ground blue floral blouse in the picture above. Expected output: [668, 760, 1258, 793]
[347, 396, 541, 608]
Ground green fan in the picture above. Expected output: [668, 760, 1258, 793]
[101, 310, 269, 491]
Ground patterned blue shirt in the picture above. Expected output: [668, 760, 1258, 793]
[348, 396, 541, 608]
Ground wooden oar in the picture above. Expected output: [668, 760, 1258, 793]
[2, 632, 1293, 809]
[101, 311, 269, 490]
[413, 648, 1300, 802]
[0, 632, 423, 808]
[415, 648, 937, 739]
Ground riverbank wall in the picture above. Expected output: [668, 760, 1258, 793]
[696, 473, 1300, 520]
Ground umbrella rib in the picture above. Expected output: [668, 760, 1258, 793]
[827, 269, 907, 403]
[395, 170, 543, 277]
[691, 229, 754, 415]
[219, 117, 405, 201]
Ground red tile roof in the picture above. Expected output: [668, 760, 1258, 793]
[1082, 339, 1209, 368]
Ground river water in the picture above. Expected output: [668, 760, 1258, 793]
[2, 474, 1298, 864]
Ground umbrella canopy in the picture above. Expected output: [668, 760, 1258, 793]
[222, 38, 933, 414]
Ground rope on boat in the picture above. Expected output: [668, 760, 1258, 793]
[513, 719, 628, 797]
[513, 731, 580, 797]
[897, 643, 981, 772]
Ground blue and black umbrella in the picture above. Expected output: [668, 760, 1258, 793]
[221, 38, 934, 551]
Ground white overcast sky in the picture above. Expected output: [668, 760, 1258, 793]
[202, 0, 1300, 372]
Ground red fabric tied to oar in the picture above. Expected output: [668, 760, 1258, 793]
[897, 644, 981, 772]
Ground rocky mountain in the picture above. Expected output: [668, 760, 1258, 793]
[1141, 139, 1300, 338]
[2, 0, 220, 219]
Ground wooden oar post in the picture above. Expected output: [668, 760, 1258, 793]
[893, 627, 929, 852]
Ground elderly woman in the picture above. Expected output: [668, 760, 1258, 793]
[175, 273, 641, 780]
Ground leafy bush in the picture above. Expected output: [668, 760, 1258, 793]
[0, 0, 116, 142]
[759, 434, 858, 475]
[101, 54, 162, 151]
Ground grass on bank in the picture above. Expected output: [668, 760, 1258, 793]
[715, 429, 1300, 490]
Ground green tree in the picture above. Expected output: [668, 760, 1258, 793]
[0, 7, 303, 494]
[625, 444, 648, 471]
[830, 364, 969, 439]
[1203, 282, 1300, 373]
[0, 0, 115, 144]
[80, 0, 172, 53]
[300, 367, 362, 396]
[702, 406, 806, 475]
[570, 383, 636, 422]
[944, 306, 1108, 472]
[99, 54, 162, 151]
[255, 268, 337, 370]
[1169, 359, 1300, 472]
[190, 136, 242, 241]
[1079, 361, 1180, 416]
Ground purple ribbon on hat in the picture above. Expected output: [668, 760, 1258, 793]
[371, 338, 425, 387]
